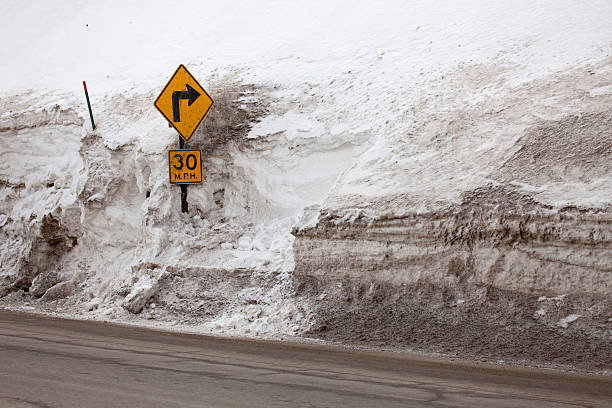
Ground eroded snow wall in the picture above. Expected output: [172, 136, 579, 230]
[0, 78, 370, 335]
[288, 59, 611, 368]
[0, 2, 611, 351]
[294, 60, 612, 297]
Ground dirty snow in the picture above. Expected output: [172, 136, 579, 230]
[0, 0, 611, 347]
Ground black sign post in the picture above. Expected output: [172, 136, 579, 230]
[179, 137, 188, 213]
[154, 64, 214, 215]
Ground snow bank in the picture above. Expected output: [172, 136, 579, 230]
[0, 1, 611, 339]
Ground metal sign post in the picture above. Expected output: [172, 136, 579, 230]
[169, 141, 205, 213]
[179, 137, 188, 212]
[154, 64, 213, 213]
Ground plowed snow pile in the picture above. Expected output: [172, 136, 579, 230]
[0, 1, 611, 372]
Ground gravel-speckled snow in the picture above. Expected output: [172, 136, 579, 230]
[0, 0, 611, 339]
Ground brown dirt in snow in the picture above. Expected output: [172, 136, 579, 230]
[498, 111, 612, 185]
[298, 278, 612, 372]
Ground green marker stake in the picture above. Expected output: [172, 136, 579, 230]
[82, 81, 96, 130]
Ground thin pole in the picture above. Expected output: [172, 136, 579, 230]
[179, 136, 188, 213]
[82, 81, 96, 130]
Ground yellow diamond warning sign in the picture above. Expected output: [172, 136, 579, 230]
[168, 150, 203, 184]
[155, 64, 214, 143]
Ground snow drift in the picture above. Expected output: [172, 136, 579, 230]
[0, 0, 611, 369]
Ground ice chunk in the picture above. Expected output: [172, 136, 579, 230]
[41, 281, 74, 301]
[557, 314, 581, 328]
[30, 271, 61, 298]
[122, 275, 159, 314]
[237, 236, 253, 251]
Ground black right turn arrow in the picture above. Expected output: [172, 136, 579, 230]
[172, 84, 200, 122]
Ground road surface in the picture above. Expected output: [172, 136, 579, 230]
[0, 310, 610, 407]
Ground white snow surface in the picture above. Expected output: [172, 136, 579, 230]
[1, 1, 611, 97]
[1, 1, 611, 334]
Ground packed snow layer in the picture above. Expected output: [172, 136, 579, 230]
[0, 0, 611, 341]
[2, 0, 611, 101]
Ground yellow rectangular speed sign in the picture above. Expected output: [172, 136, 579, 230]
[168, 150, 203, 184]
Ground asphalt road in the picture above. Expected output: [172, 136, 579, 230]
[0, 310, 610, 408]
